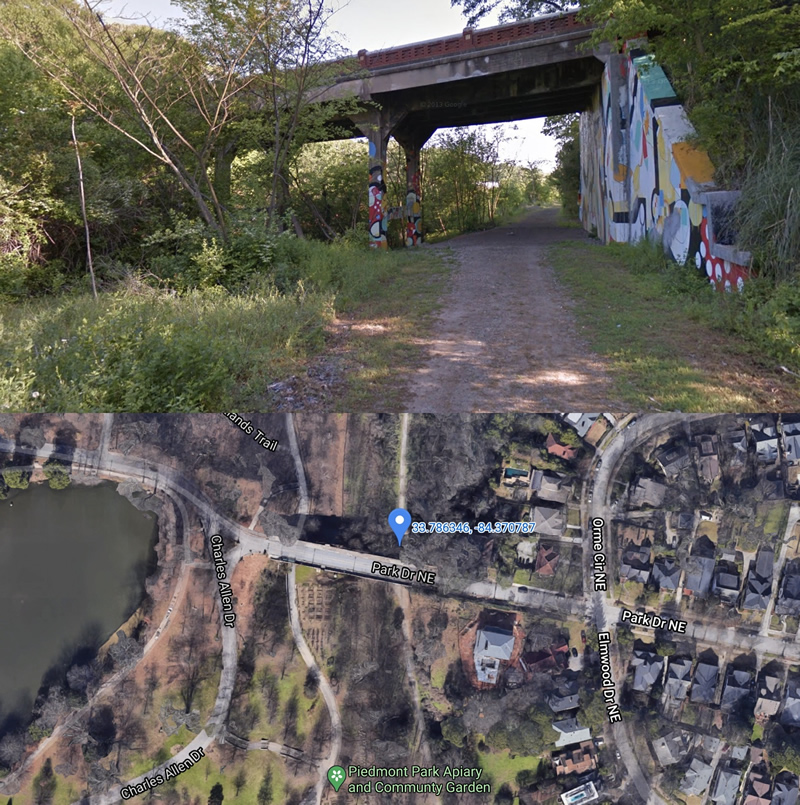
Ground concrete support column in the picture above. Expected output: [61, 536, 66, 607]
[366, 132, 389, 248]
[395, 127, 434, 248]
[403, 146, 422, 246]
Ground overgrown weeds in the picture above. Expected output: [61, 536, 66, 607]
[0, 238, 446, 411]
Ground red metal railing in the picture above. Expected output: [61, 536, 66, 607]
[354, 11, 590, 70]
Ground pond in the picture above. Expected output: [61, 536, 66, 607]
[0, 481, 157, 731]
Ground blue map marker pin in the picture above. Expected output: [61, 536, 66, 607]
[389, 508, 411, 545]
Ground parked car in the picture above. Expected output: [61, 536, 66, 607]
[581, 630, 586, 644]
[571, 647, 578, 658]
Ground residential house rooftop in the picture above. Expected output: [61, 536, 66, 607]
[777, 558, 800, 616]
[754, 674, 782, 719]
[691, 662, 719, 704]
[655, 444, 692, 478]
[553, 740, 597, 776]
[652, 557, 681, 591]
[629, 477, 667, 508]
[680, 757, 714, 798]
[653, 730, 691, 767]
[631, 649, 664, 693]
[665, 657, 692, 701]
[780, 680, 800, 727]
[620, 544, 652, 585]
[535, 544, 560, 576]
[552, 717, 591, 748]
[545, 432, 577, 461]
[693, 434, 721, 483]
[713, 561, 740, 603]
[772, 771, 800, 805]
[530, 470, 571, 504]
[562, 413, 600, 439]
[684, 554, 716, 598]
[710, 763, 741, 805]
[532, 504, 566, 537]
[474, 626, 515, 685]
[721, 667, 753, 712]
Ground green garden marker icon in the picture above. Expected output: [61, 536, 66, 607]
[327, 765, 346, 792]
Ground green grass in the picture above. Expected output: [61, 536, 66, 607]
[430, 658, 448, 689]
[752, 723, 764, 741]
[294, 564, 316, 584]
[477, 748, 539, 791]
[0, 239, 449, 411]
[756, 500, 790, 537]
[548, 238, 800, 410]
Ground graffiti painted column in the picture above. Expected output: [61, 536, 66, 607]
[395, 127, 434, 248]
[367, 132, 389, 249]
[403, 147, 422, 246]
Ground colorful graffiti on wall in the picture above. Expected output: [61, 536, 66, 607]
[368, 140, 388, 249]
[580, 53, 749, 291]
[405, 168, 422, 246]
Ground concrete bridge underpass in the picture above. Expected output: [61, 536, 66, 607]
[316, 10, 603, 247]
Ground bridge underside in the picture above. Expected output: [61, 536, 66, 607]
[313, 21, 605, 247]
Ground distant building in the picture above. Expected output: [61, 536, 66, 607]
[691, 662, 719, 704]
[553, 740, 598, 776]
[721, 667, 753, 712]
[754, 674, 782, 719]
[559, 782, 599, 805]
[474, 626, 515, 685]
[680, 757, 714, 798]
[620, 544, 652, 585]
[711, 763, 741, 805]
[777, 558, 800, 616]
[545, 432, 577, 461]
[653, 730, 691, 767]
[665, 657, 692, 701]
[630, 649, 664, 693]
[532, 505, 566, 537]
[552, 718, 591, 748]
[652, 557, 681, 591]
[780, 680, 800, 727]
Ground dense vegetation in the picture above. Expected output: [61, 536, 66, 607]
[0, 0, 549, 410]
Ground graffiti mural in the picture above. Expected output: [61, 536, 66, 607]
[405, 164, 422, 247]
[580, 52, 749, 290]
[368, 140, 388, 249]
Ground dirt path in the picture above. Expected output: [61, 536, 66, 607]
[408, 208, 621, 411]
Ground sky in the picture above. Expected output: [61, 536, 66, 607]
[103, 0, 558, 169]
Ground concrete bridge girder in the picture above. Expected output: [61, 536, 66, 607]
[326, 30, 608, 247]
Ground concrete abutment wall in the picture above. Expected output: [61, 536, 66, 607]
[579, 51, 751, 290]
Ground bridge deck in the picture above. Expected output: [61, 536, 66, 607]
[348, 11, 591, 72]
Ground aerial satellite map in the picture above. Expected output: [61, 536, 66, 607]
[3, 413, 800, 805]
